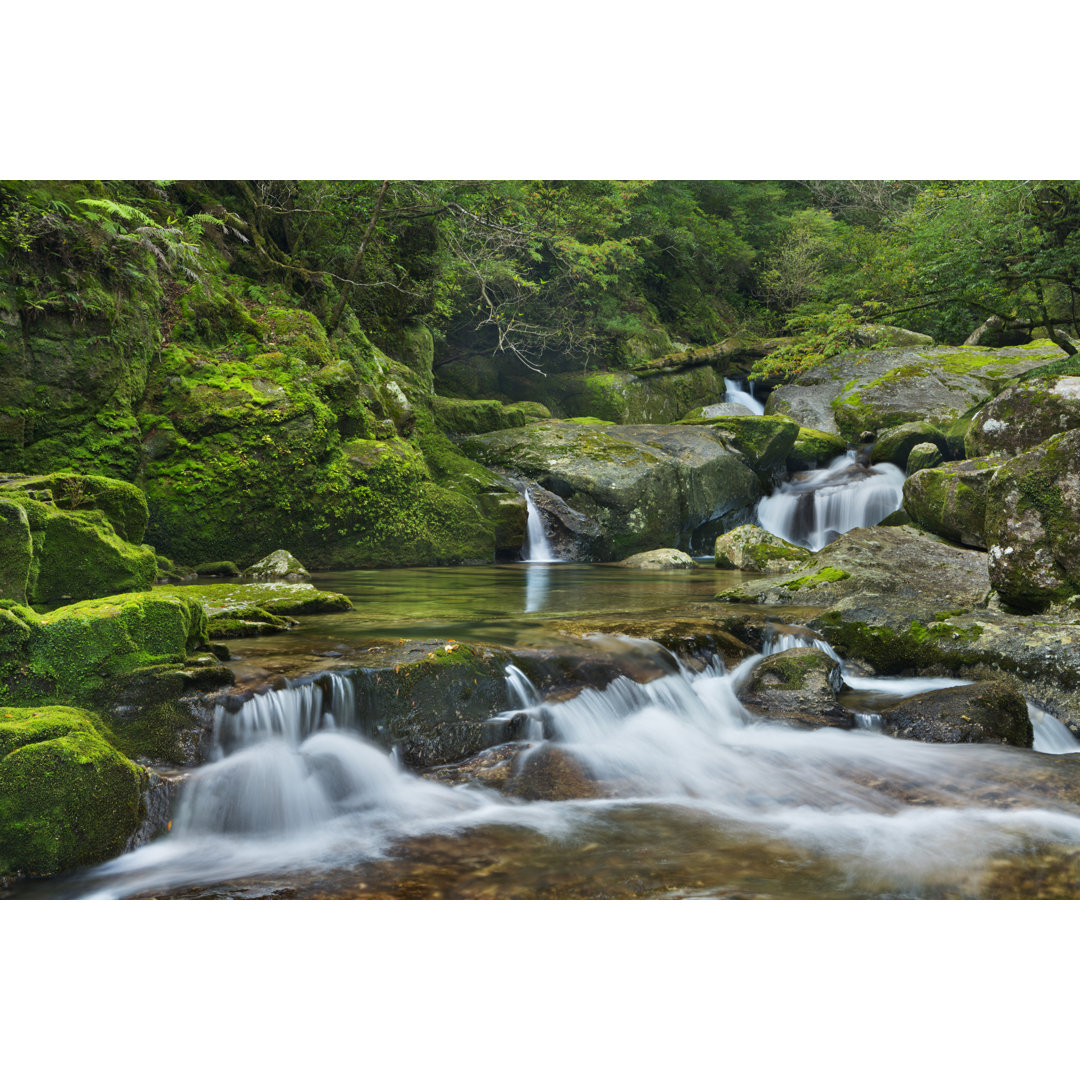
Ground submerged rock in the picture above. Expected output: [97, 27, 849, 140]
[880, 681, 1032, 747]
[243, 549, 311, 582]
[966, 374, 1080, 458]
[714, 524, 809, 573]
[617, 549, 697, 569]
[504, 744, 603, 801]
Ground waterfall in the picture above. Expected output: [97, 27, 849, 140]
[1028, 703, 1080, 755]
[724, 377, 765, 415]
[522, 490, 557, 563]
[756, 451, 904, 551]
[75, 633, 1080, 899]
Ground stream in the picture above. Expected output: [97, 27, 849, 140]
[11, 439, 1080, 901]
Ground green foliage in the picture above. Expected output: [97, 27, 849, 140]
[751, 303, 884, 381]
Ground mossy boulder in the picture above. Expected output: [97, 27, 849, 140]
[0, 472, 149, 542]
[431, 397, 528, 435]
[906, 442, 944, 474]
[243, 549, 310, 581]
[965, 375, 1080, 458]
[0, 499, 32, 603]
[616, 548, 697, 569]
[676, 415, 800, 475]
[853, 324, 935, 349]
[740, 647, 849, 728]
[879, 681, 1032, 747]
[0, 705, 145, 879]
[902, 457, 1002, 549]
[984, 429, 1080, 611]
[714, 524, 809, 573]
[195, 561, 240, 577]
[786, 427, 848, 472]
[766, 344, 1066, 439]
[6, 493, 157, 604]
[462, 421, 761, 559]
[869, 422, 948, 469]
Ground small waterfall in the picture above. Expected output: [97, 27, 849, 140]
[1029, 703, 1080, 755]
[522, 490, 557, 563]
[756, 451, 904, 551]
[724, 377, 765, 415]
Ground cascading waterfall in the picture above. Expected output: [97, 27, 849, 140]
[73, 632, 1080, 899]
[521, 490, 557, 563]
[724, 377, 765, 415]
[756, 451, 904, 550]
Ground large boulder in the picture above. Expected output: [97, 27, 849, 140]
[714, 524, 809, 573]
[965, 374, 1080, 458]
[681, 402, 754, 419]
[786, 427, 848, 472]
[243, 549, 311, 582]
[906, 442, 944, 475]
[984, 429, 1080, 611]
[0, 500, 32, 603]
[617, 549, 697, 569]
[879, 681, 1032, 747]
[903, 457, 1003, 549]
[0, 705, 146, 880]
[462, 421, 761, 559]
[676, 415, 800, 475]
[766, 343, 1066, 440]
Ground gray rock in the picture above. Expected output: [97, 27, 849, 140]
[903, 457, 1003, 549]
[985, 429, 1080, 611]
[966, 374, 1080, 458]
[462, 421, 762, 560]
[765, 343, 1066, 440]
[714, 524, 809, 572]
[244, 549, 311, 582]
[870, 421, 948, 469]
[906, 442, 944, 475]
[617, 548, 697, 569]
[880, 681, 1032, 747]
[740, 647, 851, 729]
[681, 402, 754, 419]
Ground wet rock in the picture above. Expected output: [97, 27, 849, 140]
[869, 421, 948, 469]
[740, 647, 851, 729]
[617, 548, 696, 569]
[681, 402, 754, 419]
[984, 429, 1080, 611]
[880, 681, 1032, 747]
[243, 549, 311, 582]
[678, 414, 801, 475]
[0, 499, 31, 603]
[463, 421, 761, 560]
[714, 523, 810, 573]
[423, 743, 526, 790]
[785, 427, 848, 472]
[503, 744, 602, 801]
[906, 442, 944, 475]
[518, 481, 603, 561]
[765, 343, 1066, 439]
[903, 457, 1003, 549]
[966, 374, 1080, 458]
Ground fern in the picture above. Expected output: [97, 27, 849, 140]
[77, 198, 154, 227]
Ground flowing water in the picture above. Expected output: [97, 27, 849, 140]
[724, 377, 765, 415]
[756, 452, 904, 550]
[521, 490, 557, 564]
[11, 440, 1080, 901]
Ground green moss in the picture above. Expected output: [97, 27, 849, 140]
[1, 472, 148, 542]
[563, 416, 615, 425]
[781, 567, 851, 590]
[432, 397, 528, 435]
[814, 613, 987, 674]
[194, 561, 240, 577]
[0, 705, 144, 878]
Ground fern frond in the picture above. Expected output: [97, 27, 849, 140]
[77, 198, 154, 227]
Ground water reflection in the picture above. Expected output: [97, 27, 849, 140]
[523, 564, 551, 613]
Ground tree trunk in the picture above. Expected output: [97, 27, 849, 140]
[327, 181, 390, 336]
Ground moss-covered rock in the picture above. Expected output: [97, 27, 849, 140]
[677, 415, 800, 475]
[879, 681, 1032, 747]
[853, 324, 935, 349]
[6, 493, 158, 604]
[431, 396, 528, 435]
[869, 422, 948, 469]
[0, 472, 149, 542]
[194, 561, 240, 577]
[906, 442, 944, 475]
[462, 421, 761, 559]
[786, 427, 848, 472]
[965, 374, 1080, 458]
[740, 647, 849, 728]
[984, 429, 1080, 611]
[0, 705, 144, 879]
[616, 548, 696, 569]
[903, 457, 1002, 549]
[681, 402, 754, 420]
[0, 499, 32, 603]
[243, 549, 310, 581]
[766, 344, 1067, 439]
[714, 524, 809, 572]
